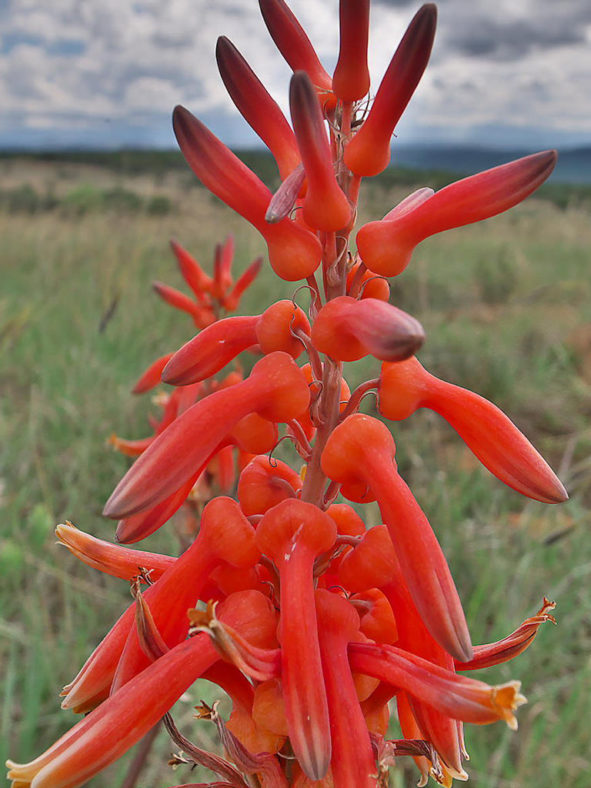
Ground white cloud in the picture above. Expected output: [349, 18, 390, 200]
[0, 0, 589, 147]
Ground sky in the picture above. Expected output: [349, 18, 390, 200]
[0, 0, 590, 151]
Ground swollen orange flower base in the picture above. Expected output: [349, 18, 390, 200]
[8, 2, 566, 786]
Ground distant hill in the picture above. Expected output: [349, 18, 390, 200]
[392, 144, 591, 185]
[1, 145, 589, 211]
[2, 143, 589, 183]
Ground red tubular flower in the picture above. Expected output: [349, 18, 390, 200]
[357, 150, 558, 276]
[108, 433, 155, 458]
[289, 72, 352, 232]
[216, 36, 301, 181]
[455, 598, 556, 671]
[378, 356, 568, 503]
[131, 352, 174, 394]
[337, 524, 399, 594]
[152, 280, 208, 323]
[322, 414, 473, 663]
[259, 0, 335, 108]
[163, 300, 309, 386]
[111, 497, 260, 692]
[351, 588, 398, 646]
[395, 692, 451, 788]
[344, 4, 437, 176]
[8, 592, 270, 788]
[55, 522, 175, 581]
[311, 295, 424, 362]
[61, 498, 259, 711]
[173, 106, 322, 281]
[238, 454, 302, 516]
[315, 590, 378, 787]
[336, 520, 465, 776]
[332, 0, 370, 102]
[256, 499, 337, 779]
[9, 635, 221, 788]
[349, 641, 526, 728]
[103, 352, 310, 518]
[210, 238, 234, 302]
[170, 239, 214, 297]
[114, 468, 202, 543]
[223, 256, 263, 312]
[162, 315, 259, 385]
[382, 563, 466, 777]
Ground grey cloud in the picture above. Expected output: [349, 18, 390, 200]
[447, 18, 585, 60]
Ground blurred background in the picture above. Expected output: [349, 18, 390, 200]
[1, 1, 590, 786]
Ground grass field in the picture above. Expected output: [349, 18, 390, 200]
[1, 153, 590, 787]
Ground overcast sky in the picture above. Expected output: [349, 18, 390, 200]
[1, 0, 590, 150]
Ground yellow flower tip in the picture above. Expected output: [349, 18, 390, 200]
[444, 763, 469, 783]
[540, 596, 557, 623]
[5, 759, 34, 786]
[55, 521, 77, 542]
[492, 680, 527, 730]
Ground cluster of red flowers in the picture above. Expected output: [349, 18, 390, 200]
[8, 2, 567, 787]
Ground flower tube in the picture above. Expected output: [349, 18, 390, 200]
[322, 413, 472, 663]
[455, 599, 556, 672]
[223, 256, 263, 312]
[378, 356, 567, 503]
[104, 352, 310, 519]
[170, 239, 214, 296]
[111, 497, 260, 692]
[131, 352, 174, 394]
[348, 642, 526, 728]
[114, 468, 202, 543]
[289, 71, 352, 232]
[162, 315, 259, 385]
[311, 295, 424, 362]
[357, 150, 557, 276]
[344, 4, 437, 176]
[55, 522, 175, 581]
[62, 497, 259, 710]
[173, 106, 322, 281]
[259, 0, 334, 107]
[238, 454, 302, 516]
[216, 36, 301, 180]
[332, 0, 370, 102]
[163, 300, 309, 386]
[256, 499, 337, 779]
[315, 590, 377, 787]
[152, 280, 206, 322]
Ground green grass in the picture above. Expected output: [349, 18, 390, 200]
[1, 157, 590, 786]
